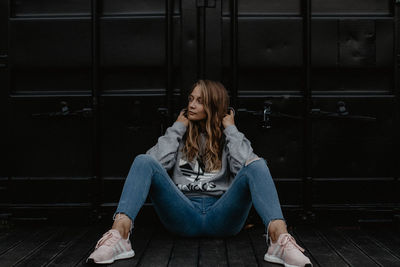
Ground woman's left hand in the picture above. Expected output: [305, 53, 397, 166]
[222, 109, 235, 129]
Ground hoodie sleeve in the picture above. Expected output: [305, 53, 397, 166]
[146, 121, 187, 171]
[223, 125, 259, 175]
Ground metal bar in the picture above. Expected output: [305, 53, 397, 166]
[394, 0, 400, 212]
[91, 0, 102, 220]
[181, 1, 198, 101]
[230, 0, 238, 108]
[166, 0, 173, 125]
[2, 0, 11, 210]
[302, 0, 313, 217]
[204, 0, 221, 80]
[199, 5, 205, 78]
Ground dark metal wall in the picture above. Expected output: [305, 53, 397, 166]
[0, 0, 399, 222]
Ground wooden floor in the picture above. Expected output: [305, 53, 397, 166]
[0, 221, 399, 267]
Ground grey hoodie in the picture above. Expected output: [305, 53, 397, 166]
[146, 121, 259, 197]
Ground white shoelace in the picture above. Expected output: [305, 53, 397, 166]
[278, 234, 305, 253]
[95, 230, 120, 249]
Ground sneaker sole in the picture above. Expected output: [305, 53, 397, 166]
[264, 254, 312, 267]
[90, 250, 135, 264]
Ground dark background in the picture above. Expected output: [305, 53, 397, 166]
[0, 0, 399, 224]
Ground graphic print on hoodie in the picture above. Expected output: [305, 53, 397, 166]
[176, 156, 220, 192]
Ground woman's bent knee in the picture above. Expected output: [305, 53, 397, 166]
[245, 157, 261, 166]
[135, 153, 154, 162]
[246, 157, 269, 171]
[133, 154, 159, 167]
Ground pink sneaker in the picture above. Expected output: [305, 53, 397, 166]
[264, 233, 312, 267]
[86, 229, 135, 264]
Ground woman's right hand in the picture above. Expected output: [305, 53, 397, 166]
[176, 109, 189, 127]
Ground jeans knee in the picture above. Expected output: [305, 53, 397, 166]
[133, 154, 157, 166]
[246, 157, 268, 170]
[243, 158, 273, 181]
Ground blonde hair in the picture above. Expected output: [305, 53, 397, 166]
[182, 79, 229, 171]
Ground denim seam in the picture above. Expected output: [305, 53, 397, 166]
[208, 173, 248, 213]
[221, 164, 285, 244]
[152, 169, 198, 212]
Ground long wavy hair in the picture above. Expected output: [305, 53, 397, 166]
[182, 79, 229, 171]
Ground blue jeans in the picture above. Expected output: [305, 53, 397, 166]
[115, 154, 284, 237]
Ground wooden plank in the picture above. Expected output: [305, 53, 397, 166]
[361, 226, 400, 259]
[244, 226, 276, 267]
[294, 225, 347, 267]
[198, 237, 228, 267]
[0, 227, 35, 256]
[0, 226, 56, 266]
[136, 225, 174, 267]
[289, 228, 318, 267]
[46, 224, 107, 267]
[110, 224, 155, 267]
[316, 226, 378, 267]
[226, 230, 258, 267]
[0, 226, 21, 240]
[15, 226, 88, 267]
[340, 227, 400, 266]
[2, 222, 397, 267]
[168, 236, 199, 267]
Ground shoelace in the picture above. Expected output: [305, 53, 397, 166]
[279, 234, 305, 253]
[95, 230, 119, 249]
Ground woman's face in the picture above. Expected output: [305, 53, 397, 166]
[187, 86, 207, 122]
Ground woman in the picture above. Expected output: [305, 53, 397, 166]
[87, 80, 312, 267]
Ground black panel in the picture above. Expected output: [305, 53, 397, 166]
[0, 178, 8, 204]
[11, 69, 91, 94]
[312, 0, 392, 15]
[100, 17, 166, 92]
[9, 97, 93, 177]
[376, 19, 394, 67]
[237, 18, 303, 92]
[9, 19, 91, 93]
[312, 19, 393, 92]
[222, 0, 301, 16]
[1, 0, 399, 219]
[339, 20, 376, 67]
[0, 0, 9, 181]
[10, 19, 91, 68]
[180, 0, 198, 97]
[100, 96, 165, 177]
[275, 180, 303, 205]
[237, 97, 304, 178]
[311, 97, 395, 178]
[221, 17, 231, 88]
[100, 68, 166, 93]
[311, 20, 338, 67]
[0, 0, 7, 50]
[312, 179, 396, 205]
[100, 0, 180, 16]
[100, 16, 172, 92]
[205, 0, 222, 81]
[238, 18, 303, 67]
[100, 17, 166, 66]
[311, 68, 393, 92]
[9, 178, 90, 203]
[222, 17, 231, 68]
[10, 0, 91, 17]
[237, 68, 303, 93]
